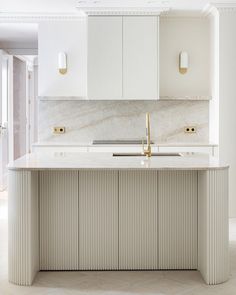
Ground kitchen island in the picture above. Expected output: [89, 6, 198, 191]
[8, 152, 229, 286]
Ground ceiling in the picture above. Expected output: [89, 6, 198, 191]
[0, 24, 38, 47]
[0, 0, 236, 13]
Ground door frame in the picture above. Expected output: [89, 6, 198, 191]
[0, 53, 36, 163]
[14, 55, 35, 154]
[0, 50, 13, 190]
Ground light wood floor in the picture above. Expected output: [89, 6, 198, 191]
[1, 190, 236, 295]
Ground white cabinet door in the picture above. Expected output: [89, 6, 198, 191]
[123, 16, 159, 99]
[38, 20, 87, 97]
[88, 17, 122, 99]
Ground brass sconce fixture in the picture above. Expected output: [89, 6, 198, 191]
[58, 52, 67, 75]
[179, 51, 188, 74]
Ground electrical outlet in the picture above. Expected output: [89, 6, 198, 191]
[184, 126, 197, 133]
[53, 127, 65, 134]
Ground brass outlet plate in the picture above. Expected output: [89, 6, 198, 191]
[53, 127, 65, 134]
[184, 126, 196, 133]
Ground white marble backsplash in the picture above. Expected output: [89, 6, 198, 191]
[38, 100, 209, 143]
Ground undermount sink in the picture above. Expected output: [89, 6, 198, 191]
[113, 152, 182, 157]
[93, 139, 154, 145]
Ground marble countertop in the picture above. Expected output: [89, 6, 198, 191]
[32, 141, 218, 147]
[8, 152, 228, 171]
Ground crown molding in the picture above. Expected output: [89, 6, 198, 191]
[203, 3, 236, 16]
[202, 4, 219, 16]
[77, 7, 170, 16]
[211, 2, 236, 9]
[76, 0, 171, 15]
[160, 10, 207, 19]
[0, 12, 85, 23]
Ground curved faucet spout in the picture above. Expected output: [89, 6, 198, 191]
[142, 112, 152, 158]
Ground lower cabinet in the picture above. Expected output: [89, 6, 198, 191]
[39, 170, 197, 270]
[78, 170, 119, 270]
[158, 171, 198, 269]
[119, 171, 159, 269]
[39, 171, 79, 270]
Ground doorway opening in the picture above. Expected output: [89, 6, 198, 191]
[0, 23, 38, 191]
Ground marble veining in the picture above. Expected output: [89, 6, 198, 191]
[38, 100, 209, 143]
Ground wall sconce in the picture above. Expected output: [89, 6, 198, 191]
[58, 52, 67, 75]
[179, 51, 188, 74]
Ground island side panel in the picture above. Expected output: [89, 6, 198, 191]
[39, 171, 79, 270]
[119, 170, 158, 269]
[79, 170, 118, 270]
[158, 171, 198, 269]
[8, 170, 39, 286]
[198, 169, 229, 285]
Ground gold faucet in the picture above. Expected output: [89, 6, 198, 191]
[142, 112, 152, 158]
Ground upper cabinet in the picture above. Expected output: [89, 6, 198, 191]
[88, 17, 123, 100]
[37, 15, 210, 101]
[38, 20, 87, 97]
[88, 16, 159, 100]
[123, 17, 158, 99]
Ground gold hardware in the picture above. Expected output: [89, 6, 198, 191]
[59, 68, 67, 75]
[179, 67, 187, 74]
[184, 126, 196, 133]
[179, 52, 188, 74]
[58, 52, 67, 74]
[142, 112, 152, 158]
[53, 127, 65, 134]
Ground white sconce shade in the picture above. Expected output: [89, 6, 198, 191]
[58, 52, 67, 74]
[179, 51, 188, 74]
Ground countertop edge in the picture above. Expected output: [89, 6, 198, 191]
[32, 142, 219, 148]
[8, 166, 230, 171]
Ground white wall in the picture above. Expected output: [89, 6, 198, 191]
[0, 51, 8, 190]
[38, 20, 87, 97]
[160, 17, 210, 98]
[217, 8, 236, 217]
[33, 65, 38, 144]
[13, 56, 27, 160]
[209, 11, 219, 146]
